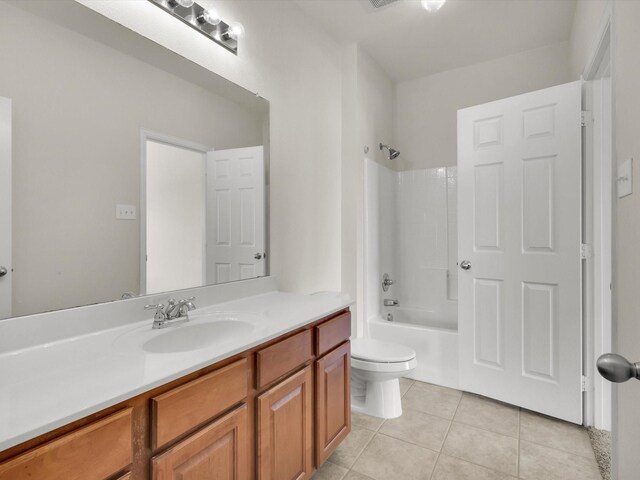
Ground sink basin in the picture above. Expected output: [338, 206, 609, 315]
[142, 321, 254, 354]
[113, 311, 264, 354]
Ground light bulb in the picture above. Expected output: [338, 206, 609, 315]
[171, 0, 194, 8]
[197, 8, 221, 26]
[421, 0, 446, 12]
[228, 22, 245, 38]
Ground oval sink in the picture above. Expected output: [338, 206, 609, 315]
[142, 321, 254, 354]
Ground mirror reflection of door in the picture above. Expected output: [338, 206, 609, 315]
[143, 137, 265, 295]
[207, 146, 266, 284]
[145, 139, 206, 295]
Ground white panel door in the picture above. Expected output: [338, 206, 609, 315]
[206, 146, 265, 284]
[458, 81, 582, 423]
[0, 97, 11, 319]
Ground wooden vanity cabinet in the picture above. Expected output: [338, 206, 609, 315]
[0, 309, 352, 480]
[0, 409, 133, 480]
[151, 404, 249, 480]
[315, 341, 351, 465]
[257, 366, 314, 480]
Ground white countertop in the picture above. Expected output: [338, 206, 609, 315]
[0, 288, 352, 451]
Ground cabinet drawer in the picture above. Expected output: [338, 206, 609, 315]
[316, 311, 351, 357]
[152, 404, 248, 480]
[257, 330, 312, 389]
[152, 358, 248, 450]
[0, 409, 132, 480]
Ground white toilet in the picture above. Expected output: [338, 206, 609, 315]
[350, 338, 417, 419]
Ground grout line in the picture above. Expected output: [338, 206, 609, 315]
[429, 396, 461, 480]
[517, 408, 521, 478]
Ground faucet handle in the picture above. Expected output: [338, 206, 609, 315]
[145, 303, 166, 320]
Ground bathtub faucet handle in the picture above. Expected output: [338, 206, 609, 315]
[382, 273, 395, 292]
[384, 299, 399, 307]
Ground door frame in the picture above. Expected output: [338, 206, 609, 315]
[581, 3, 613, 431]
[0, 97, 11, 318]
[139, 129, 210, 295]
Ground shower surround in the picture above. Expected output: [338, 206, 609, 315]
[364, 159, 459, 387]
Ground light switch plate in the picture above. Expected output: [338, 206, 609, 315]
[617, 158, 633, 198]
[116, 204, 137, 220]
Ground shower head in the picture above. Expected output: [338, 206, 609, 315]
[379, 143, 400, 160]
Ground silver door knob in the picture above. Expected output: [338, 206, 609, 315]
[459, 260, 471, 271]
[0, 267, 7, 277]
[597, 353, 640, 383]
[254, 253, 263, 260]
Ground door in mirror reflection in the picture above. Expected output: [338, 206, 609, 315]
[144, 137, 265, 295]
[207, 146, 266, 284]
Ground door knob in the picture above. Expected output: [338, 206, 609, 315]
[0, 267, 7, 278]
[254, 253, 263, 260]
[459, 260, 471, 271]
[597, 353, 640, 383]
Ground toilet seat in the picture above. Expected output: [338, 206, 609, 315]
[351, 338, 416, 363]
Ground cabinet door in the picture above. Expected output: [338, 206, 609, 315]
[316, 341, 351, 465]
[257, 366, 313, 480]
[152, 404, 248, 480]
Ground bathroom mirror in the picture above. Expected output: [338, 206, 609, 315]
[0, 0, 270, 319]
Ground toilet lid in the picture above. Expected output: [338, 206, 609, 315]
[351, 338, 416, 363]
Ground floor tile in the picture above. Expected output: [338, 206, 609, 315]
[329, 425, 375, 468]
[441, 422, 518, 476]
[343, 471, 375, 480]
[520, 410, 596, 459]
[410, 381, 463, 399]
[351, 433, 438, 480]
[311, 461, 348, 480]
[453, 393, 519, 437]
[402, 384, 461, 420]
[400, 377, 415, 396]
[379, 408, 450, 451]
[432, 454, 517, 480]
[519, 440, 602, 480]
[352, 411, 384, 431]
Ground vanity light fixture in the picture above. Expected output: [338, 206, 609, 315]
[421, 0, 446, 12]
[196, 8, 221, 26]
[169, 0, 195, 8]
[148, 0, 241, 55]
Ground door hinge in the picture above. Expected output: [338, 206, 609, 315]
[581, 110, 592, 127]
[581, 375, 591, 392]
[580, 243, 593, 260]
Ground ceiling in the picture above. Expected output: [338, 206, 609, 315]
[295, 0, 577, 82]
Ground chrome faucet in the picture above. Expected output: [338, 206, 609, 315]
[145, 296, 196, 329]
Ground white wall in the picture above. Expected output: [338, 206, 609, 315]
[76, 0, 343, 298]
[395, 42, 572, 170]
[569, 0, 609, 79]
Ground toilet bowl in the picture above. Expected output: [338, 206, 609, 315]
[350, 338, 417, 419]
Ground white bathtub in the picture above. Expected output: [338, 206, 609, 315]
[368, 307, 459, 389]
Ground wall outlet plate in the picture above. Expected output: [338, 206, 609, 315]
[116, 204, 137, 220]
[617, 158, 633, 198]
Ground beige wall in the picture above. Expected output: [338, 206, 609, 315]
[395, 42, 572, 170]
[611, 2, 640, 477]
[342, 45, 395, 335]
[569, 0, 609, 79]
[0, 2, 264, 316]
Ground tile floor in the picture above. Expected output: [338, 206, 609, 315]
[312, 378, 602, 480]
